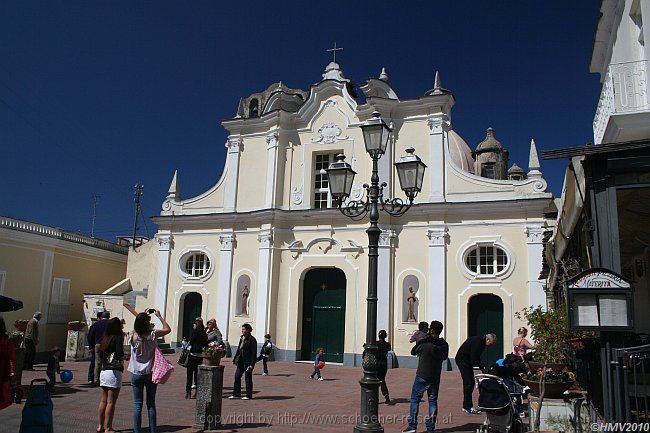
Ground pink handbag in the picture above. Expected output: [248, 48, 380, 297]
[151, 346, 174, 384]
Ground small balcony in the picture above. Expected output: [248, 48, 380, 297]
[593, 60, 650, 144]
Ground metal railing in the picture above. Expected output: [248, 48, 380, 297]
[611, 344, 650, 422]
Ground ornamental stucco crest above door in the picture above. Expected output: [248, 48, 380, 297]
[312, 122, 349, 144]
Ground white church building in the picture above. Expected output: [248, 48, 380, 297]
[129, 61, 553, 367]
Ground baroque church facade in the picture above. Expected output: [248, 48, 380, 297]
[135, 61, 553, 366]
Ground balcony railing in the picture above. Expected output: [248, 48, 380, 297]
[593, 60, 650, 144]
[0, 216, 128, 255]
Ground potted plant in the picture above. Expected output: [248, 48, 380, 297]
[202, 342, 226, 366]
[67, 321, 85, 331]
[14, 320, 28, 333]
[515, 306, 576, 432]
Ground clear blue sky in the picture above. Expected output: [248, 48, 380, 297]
[1, 1, 602, 240]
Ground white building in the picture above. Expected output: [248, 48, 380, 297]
[129, 62, 553, 366]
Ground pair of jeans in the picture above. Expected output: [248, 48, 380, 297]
[132, 373, 157, 433]
[458, 363, 476, 410]
[24, 338, 36, 369]
[186, 356, 200, 393]
[407, 375, 440, 432]
[233, 365, 253, 398]
[88, 350, 95, 382]
[377, 365, 389, 397]
[255, 355, 268, 374]
[310, 366, 321, 379]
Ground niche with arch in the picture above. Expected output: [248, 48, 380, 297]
[235, 274, 251, 316]
[402, 275, 420, 323]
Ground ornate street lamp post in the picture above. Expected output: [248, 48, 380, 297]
[327, 112, 426, 433]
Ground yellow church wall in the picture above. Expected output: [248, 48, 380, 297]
[0, 228, 126, 357]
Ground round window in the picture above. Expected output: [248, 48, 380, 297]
[184, 253, 210, 277]
[465, 245, 508, 275]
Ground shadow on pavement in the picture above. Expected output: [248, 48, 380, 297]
[435, 422, 482, 432]
[251, 395, 294, 401]
[388, 397, 410, 405]
[218, 422, 270, 430]
[156, 425, 193, 432]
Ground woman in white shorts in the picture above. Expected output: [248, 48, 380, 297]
[97, 318, 125, 433]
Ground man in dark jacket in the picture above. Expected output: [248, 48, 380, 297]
[87, 311, 110, 384]
[403, 321, 449, 433]
[229, 323, 257, 400]
[455, 333, 497, 414]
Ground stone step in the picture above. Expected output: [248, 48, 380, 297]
[159, 348, 176, 355]
[157, 343, 172, 349]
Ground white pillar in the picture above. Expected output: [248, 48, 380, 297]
[427, 116, 449, 202]
[255, 230, 273, 336]
[525, 225, 547, 310]
[265, 131, 279, 209]
[224, 137, 243, 212]
[155, 235, 172, 315]
[216, 233, 235, 344]
[426, 227, 447, 335]
[377, 229, 395, 335]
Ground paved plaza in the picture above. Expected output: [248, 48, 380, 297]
[2, 357, 490, 433]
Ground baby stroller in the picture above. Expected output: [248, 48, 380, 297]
[475, 373, 524, 433]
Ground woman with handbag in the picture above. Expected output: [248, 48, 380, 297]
[97, 318, 124, 433]
[123, 305, 171, 433]
[185, 319, 208, 399]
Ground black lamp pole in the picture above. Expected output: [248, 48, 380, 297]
[327, 114, 425, 432]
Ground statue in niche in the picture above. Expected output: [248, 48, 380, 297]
[241, 285, 250, 316]
[406, 287, 418, 322]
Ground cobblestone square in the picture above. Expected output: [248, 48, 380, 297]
[2, 357, 485, 433]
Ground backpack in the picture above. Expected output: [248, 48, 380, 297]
[19, 379, 53, 433]
[263, 342, 273, 355]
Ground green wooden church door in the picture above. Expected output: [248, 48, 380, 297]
[301, 268, 346, 363]
[468, 294, 504, 366]
[182, 292, 202, 341]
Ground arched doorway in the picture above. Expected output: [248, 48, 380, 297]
[181, 292, 202, 341]
[468, 294, 504, 366]
[301, 268, 346, 363]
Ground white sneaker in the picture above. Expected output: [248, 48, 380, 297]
[309, 376, 313, 380]
[262, 373, 268, 376]
[318, 377, 324, 381]
[241, 396, 250, 400]
[228, 396, 240, 399]
[191, 384, 196, 389]
[401, 428, 416, 433]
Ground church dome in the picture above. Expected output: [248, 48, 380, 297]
[476, 127, 504, 152]
[447, 130, 475, 172]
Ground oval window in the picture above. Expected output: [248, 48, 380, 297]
[184, 253, 210, 277]
[465, 245, 508, 275]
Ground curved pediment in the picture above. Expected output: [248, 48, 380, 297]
[360, 78, 399, 100]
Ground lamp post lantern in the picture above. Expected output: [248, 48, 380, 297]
[326, 111, 426, 433]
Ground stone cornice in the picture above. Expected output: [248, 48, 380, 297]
[152, 197, 552, 231]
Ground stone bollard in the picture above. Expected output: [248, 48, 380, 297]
[193, 364, 225, 431]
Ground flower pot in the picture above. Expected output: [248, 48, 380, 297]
[202, 355, 222, 366]
[528, 361, 565, 371]
[522, 378, 574, 398]
[67, 322, 85, 331]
